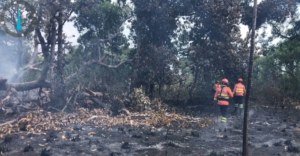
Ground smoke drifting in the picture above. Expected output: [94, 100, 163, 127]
[249, 109, 255, 119]
[0, 60, 17, 82]
[0, 35, 19, 83]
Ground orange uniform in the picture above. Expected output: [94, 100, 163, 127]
[213, 83, 221, 92]
[233, 82, 246, 96]
[214, 85, 233, 105]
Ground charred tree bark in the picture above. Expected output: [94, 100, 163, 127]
[54, 10, 66, 106]
[158, 81, 162, 98]
[149, 83, 154, 100]
[36, 2, 50, 82]
[49, 17, 57, 87]
[0, 79, 51, 91]
[188, 66, 199, 103]
[243, 0, 257, 155]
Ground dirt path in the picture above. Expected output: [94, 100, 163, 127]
[0, 106, 300, 156]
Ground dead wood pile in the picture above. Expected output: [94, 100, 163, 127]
[0, 107, 131, 136]
[0, 107, 214, 136]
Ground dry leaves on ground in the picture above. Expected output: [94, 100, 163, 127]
[0, 108, 215, 136]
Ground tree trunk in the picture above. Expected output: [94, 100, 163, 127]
[11, 3, 53, 92]
[188, 66, 199, 102]
[49, 18, 57, 88]
[54, 10, 66, 106]
[144, 83, 149, 95]
[149, 83, 154, 100]
[243, 0, 258, 155]
[35, 3, 50, 82]
[17, 38, 23, 70]
[158, 82, 162, 99]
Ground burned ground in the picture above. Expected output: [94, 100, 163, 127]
[0, 103, 298, 156]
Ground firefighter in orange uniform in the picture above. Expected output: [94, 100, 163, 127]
[232, 78, 246, 116]
[213, 78, 233, 129]
[212, 80, 221, 104]
[212, 80, 221, 93]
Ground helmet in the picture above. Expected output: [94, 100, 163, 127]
[238, 78, 243, 82]
[222, 78, 228, 84]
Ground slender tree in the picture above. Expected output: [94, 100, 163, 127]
[243, 0, 258, 155]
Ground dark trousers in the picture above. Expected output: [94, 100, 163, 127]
[219, 105, 228, 119]
[234, 96, 244, 106]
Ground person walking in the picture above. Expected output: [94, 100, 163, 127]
[213, 78, 233, 131]
[232, 78, 246, 116]
[212, 80, 220, 104]
[212, 80, 221, 93]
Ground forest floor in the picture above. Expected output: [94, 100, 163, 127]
[0, 103, 299, 156]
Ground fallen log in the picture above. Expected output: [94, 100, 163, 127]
[80, 88, 107, 109]
[0, 79, 51, 91]
[89, 97, 107, 109]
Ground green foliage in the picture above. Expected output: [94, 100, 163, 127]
[1, 0, 300, 109]
[253, 37, 300, 105]
[131, 0, 179, 47]
[241, 0, 296, 29]
[65, 46, 132, 93]
[64, 0, 133, 95]
[75, 0, 129, 40]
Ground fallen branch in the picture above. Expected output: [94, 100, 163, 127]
[20, 62, 43, 71]
[62, 86, 80, 112]
[0, 87, 15, 107]
[92, 97, 107, 108]
[61, 94, 74, 113]
[0, 80, 51, 91]
[0, 119, 17, 127]
[16, 62, 43, 81]
[0, 95, 10, 105]
[48, 106, 61, 112]
[85, 88, 103, 97]
[65, 57, 133, 83]
[87, 115, 99, 121]
[19, 105, 37, 110]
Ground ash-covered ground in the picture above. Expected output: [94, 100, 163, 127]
[0, 104, 299, 156]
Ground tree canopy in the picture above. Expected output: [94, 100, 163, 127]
[0, 0, 299, 108]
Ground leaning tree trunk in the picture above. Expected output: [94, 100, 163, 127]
[243, 0, 258, 155]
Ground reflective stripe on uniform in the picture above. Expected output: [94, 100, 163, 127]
[219, 94, 229, 98]
[215, 86, 233, 105]
[235, 104, 238, 107]
[234, 83, 245, 96]
[218, 91, 230, 100]
[236, 88, 244, 93]
[239, 104, 243, 108]
[221, 117, 227, 122]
